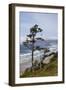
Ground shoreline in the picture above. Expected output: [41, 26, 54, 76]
[20, 53, 58, 77]
[20, 52, 57, 75]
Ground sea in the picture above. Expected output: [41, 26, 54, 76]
[20, 40, 58, 74]
[20, 40, 58, 54]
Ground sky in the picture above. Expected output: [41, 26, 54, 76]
[19, 12, 58, 43]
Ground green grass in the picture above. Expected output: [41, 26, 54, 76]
[20, 56, 58, 78]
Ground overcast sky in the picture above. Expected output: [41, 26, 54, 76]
[19, 12, 58, 43]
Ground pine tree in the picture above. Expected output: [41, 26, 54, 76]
[24, 24, 43, 71]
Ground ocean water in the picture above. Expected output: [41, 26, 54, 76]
[20, 40, 58, 63]
[20, 40, 58, 54]
[20, 40, 58, 73]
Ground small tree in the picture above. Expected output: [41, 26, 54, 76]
[26, 24, 43, 71]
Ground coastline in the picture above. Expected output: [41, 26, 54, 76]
[20, 51, 58, 76]
[20, 52, 58, 77]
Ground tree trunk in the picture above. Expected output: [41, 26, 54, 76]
[32, 49, 34, 72]
[31, 35, 34, 72]
[40, 52, 42, 69]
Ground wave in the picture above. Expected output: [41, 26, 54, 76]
[20, 46, 57, 64]
[20, 50, 44, 64]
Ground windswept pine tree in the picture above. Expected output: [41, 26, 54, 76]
[24, 24, 43, 71]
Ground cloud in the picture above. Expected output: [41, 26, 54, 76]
[20, 36, 26, 44]
[19, 12, 58, 41]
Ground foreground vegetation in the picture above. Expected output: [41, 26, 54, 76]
[20, 54, 58, 78]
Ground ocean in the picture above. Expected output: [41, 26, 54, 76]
[20, 40, 58, 54]
[20, 40, 58, 74]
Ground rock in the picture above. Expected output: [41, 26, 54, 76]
[43, 55, 54, 64]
